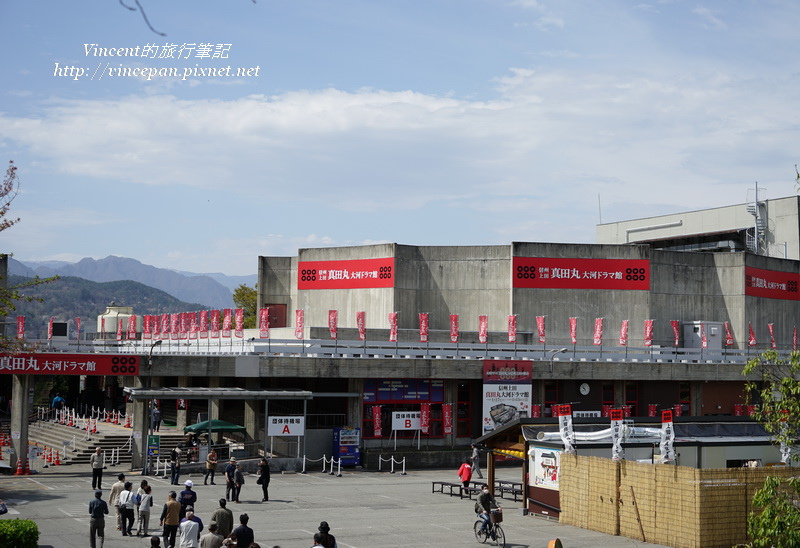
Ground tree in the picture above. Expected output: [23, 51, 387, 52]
[0, 161, 58, 353]
[232, 284, 257, 329]
[743, 350, 800, 547]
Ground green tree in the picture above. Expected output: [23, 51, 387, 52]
[232, 283, 257, 329]
[743, 350, 800, 547]
[0, 161, 58, 353]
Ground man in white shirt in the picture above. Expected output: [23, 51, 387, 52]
[179, 510, 200, 548]
[90, 447, 105, 489]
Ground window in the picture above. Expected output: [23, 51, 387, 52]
[362, 379, 447, 439]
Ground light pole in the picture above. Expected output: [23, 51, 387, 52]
[145, 339, 162, 475]
[549, 347, 568, 374]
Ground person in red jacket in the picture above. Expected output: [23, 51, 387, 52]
[457, 458, 473, 488]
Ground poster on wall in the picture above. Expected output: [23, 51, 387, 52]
[482, 360, 532, 434]
[531, 446, 561, 490]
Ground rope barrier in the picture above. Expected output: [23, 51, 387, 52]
[377, 455, 407, 475]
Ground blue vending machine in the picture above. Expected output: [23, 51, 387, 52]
[332, 427, 361, 466]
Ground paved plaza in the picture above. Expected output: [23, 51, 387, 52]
[0, 462, 672, 548]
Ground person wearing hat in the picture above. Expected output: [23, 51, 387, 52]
[178, 480, 197, 520]
[317, 521, 338, 548]
[210, 498, 234, 539]
[224, 458, 237, 502]
[89, 489, 109, 548]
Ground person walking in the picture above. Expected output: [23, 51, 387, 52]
[178, 509, 201, 548]
[51, 392, 66, 410]
[178, 480, 197, 520]
[90, 447, 105, 489]
[170, 445, 183, 485]
[204, 448, 218, 485]
[118, 481, 136, 536]
[257, 457, 270, 502]
[231, 514, 254, 548]
[152, 405, 162, 432]
[89, 489, 109, 548]
[159, 491, 181, 548]
[109, 473, 126, 531]
[136, 479, 150, 521]
[457, 458, 473, 488]
[470, 444, 484, 479]
[209, 498, 234, 539]
[224, 458, 237, 501]
[199, 523, 224, 548]
[233, 463, 245, 503]
[137, 485, 154, 537]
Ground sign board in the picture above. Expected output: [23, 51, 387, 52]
[267, 416, 305, 436]
[147, 435, 160, 457]
[391, 411, 420, 431]
[0, 353, 140, 376]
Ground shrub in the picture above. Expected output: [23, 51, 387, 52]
[0, 518, 40, 548]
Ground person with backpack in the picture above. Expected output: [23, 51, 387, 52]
[51, 393, 66, 410]
[118, 482, 136, 536]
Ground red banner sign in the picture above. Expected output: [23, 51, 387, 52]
[745, 266, 799, 300]
[222, 309, 232, 338]
[356, 311, 366, 341]
[768, 323, 776, 349]
[142, 315, 152, 340]
[536, 316, 546, 344]
[661, 409, 673, 423]
[75, 317, 81, 341]
[117, 317, 124, 341]
[478, 315, 488, 344]
[670, 320, 680, 347]
[210, 310, 220, 338]
[593, 318, 603, 345]
[748, 322, 757, 346]
[259, 308, 270, 338]
[449, 314, 459, 343]
[328, 310, 338, 340]
[189, 313, 198, 340]
[0, 353, 140, 375]
[609, 409, 624, 421]
[644, 319, 654, 347]
[419, 313, 429, 343]
[388, 312, 398, 342]
[724, 321, 734, 346]
[199, 310, 209, 339]
[483, 360, 533, 383]
[513, 257, 650, 290]
[569, 317, 577, 344]
[420, 403, 431, 434]
[507, 315, 517, 343]
[442, 403, 453, 435]
[47, 317, 53, 340]
[619, 319, 629, 346]
[298, 258, 395, 290]
[372, 405, 382, 437]
[294, 309, 304, 340]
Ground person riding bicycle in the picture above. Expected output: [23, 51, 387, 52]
[477, 485, 500, 534]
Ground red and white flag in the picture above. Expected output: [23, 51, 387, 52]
[222, 309, 232, 338]
[449, 314, 459, 343]
[593, 318, 603, 346]
[259, 308, 270, 338]
[372, 405, 382, 437]
[536, 316, 546, 344]
[388, 312, 398, 342]
[478, 315, 488, 344]
[181, 312, 191, 340]
[75, 317, 81, 341]
[48, 317, 54, 340]
[199, 310, 209, 339]
[748, 323, 757, 347]
[442, 403, 453, 435]
[160, 313, 169, 340]
[127, 314, 137, 340]
[116, 317, 124, 341]
[619, 320, 629, 346]
[234, 308, 244, 338]
[420, 403, 431, 434]
[101, 317, 106, 337]
[16, 316, 24, 340]
[670, 320, 680, 347]
[419, 313, 429, 343]
[356, 311, 366, 341]
[210, 310, 220, 338]
[143, 315, 152, 340]
[189, 313, 198, 340]
[294, 309, 304, 340]
[507, 315, 517, 343]
[328, 310, 338, 340]
[701, 323, 707, 349]
[643, 319, 654, 347]
[569, 317, 578, 345]
[768, 323, 776, 349]
[724, 321, 734, 346]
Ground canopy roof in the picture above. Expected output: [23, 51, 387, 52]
[184, 419, 247, 434]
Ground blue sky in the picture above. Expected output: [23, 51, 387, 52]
[1, 1, 799, 275]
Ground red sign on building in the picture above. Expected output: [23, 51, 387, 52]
[745, 266, 800, 300]
[298, 258, 395, 290]
[0, 353, 140, 375]
[513, 257, 650, 290]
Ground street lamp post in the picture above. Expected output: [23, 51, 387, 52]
[549, 347, 568, 374]
[145, 339, 162, 475]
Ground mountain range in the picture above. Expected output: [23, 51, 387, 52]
[8, 256, 257, 309]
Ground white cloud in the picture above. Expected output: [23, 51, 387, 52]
[692, 6, 727, 30]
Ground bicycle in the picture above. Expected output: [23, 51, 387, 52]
[474, 508, 505, 547]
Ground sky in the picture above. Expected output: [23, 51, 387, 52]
[1, 1, 799, 276]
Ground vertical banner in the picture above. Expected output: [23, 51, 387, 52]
[644, 319, 654, 347]
[442, 403, 453, 435]
[419, 313, 429, 343]
[16, 316, 24, 340]
[701, 322, 707, 349]
[536, 316, 546, 344]
[210, 310, 221, 338]
[143, 315, 152, 340]
[660, 409, 675, 463]
[724, 321, 734, 346]
[199, 310, 209, 339]
[768, 323, 776, 349]
[189, 312, 198, 340]
[478, 315, 488, 344]
[100, 317, 106, 338]
[507, 315, 517, 343]
[116, 317, 123, 341]
[294, 309, 304, 339]
[160, 313, 169, 340]
[670, 320, 680, 347]
[593, 318, 603, 345]
[258, 308, 270, 338]
[222, 308, 232, 338]
[234, 308, 244, 338]
[170, 313, 179, 340]
[569, 317, 577, 345]
[557, 404, 576, 454]
[619, 320, 629, 346]
[372, 405, 382, 437]
[48, 317, 54, 340]
[328, 310, 338, 340]
[610, 408, 624, 461]
[748, 322, 757, 347]
[388, 312, 398, 342]
[420, 403, 431, 434]
[75, 317, 81, 341]
[356, 311, 366, 341]
[449, 314, 459, 343]
[127, 315, 137, 340]
[180, 312, 189, 340]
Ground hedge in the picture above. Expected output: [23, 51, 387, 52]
[0, 518, 40, 548]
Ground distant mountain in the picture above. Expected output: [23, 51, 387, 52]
[12, 256, 240, 309]
[174, 270, 257, 292]
[9, 275, 207, 339]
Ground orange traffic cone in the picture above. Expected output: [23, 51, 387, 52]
[23, 456, 31, 475]
[104, 410, 109, 422]
[113, 411, 119, 425]
[124, 414, 131, 428]
[14, 457, 24, 475]
[0, 446, 4, 461]
[53, 449, 61, 466]
[91, 419, 97, 434]
[68, 413, 74, 427]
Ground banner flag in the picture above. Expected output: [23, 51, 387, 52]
[724, 321, 734, 346]
[644, 319, 654, 347]
[116, 316, 124, 341]
[619, 320, 629, 346]
[101, 317, 106, 338]
[328, 310, 338, 340]
[259, 308, 270, 338]
[222, 308, 232, 338]
[189, 312, 198, 340]
[420, 403, 431, 434]
[127, 314, 137, 340]
[660, 409, 675, 463]
[569, 317, 577, 344]
[557, 404, 576, 454]
[449, 314, 459, 343]
[507, 315, 517, 343]
[179, 312, 188, 340]
[701, 322, 707, 349]
[199, 310, 209, 338]
[593, 318, 603, 345]
[748, 322, 757, 347]
[478, 315, 488, 344]
[610, 408, 624, 461]
[234, 308, 244, 338]
[670, 320, 680, 347]
[419, 313, 429, 343]
[294, 309, 304, 339]
[388, 312, 398, 342]
[75, 317, 81, 341]
[170, 313, 179, 340]
[372, 405, 382, 437]
[160, 313, 169, 340]
[210, 310, 220, 338]
[768, 323, 776, 349]
[357, 311, 366, 341]
[536, 316, 546, 344]
[142, 315, 152, 340]
[442, 403, 453, 435]
[48, 317, 53, 340]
